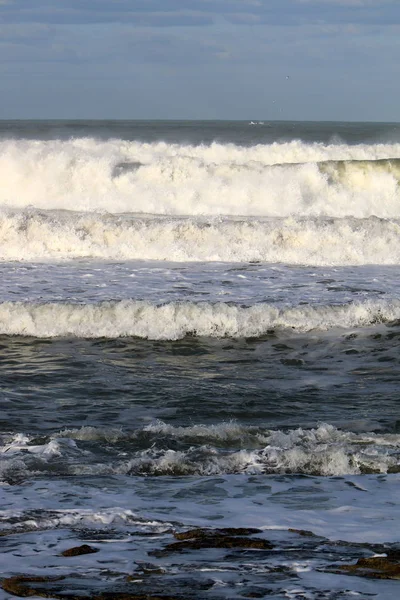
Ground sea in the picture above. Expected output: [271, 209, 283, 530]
[1, 120, 400, 599]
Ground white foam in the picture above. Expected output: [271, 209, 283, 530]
[0, 432, 83, 485]
[57, 426, 124, 443]
[0, 507, 159, 534]
[3, 209, 400, 265]
[65, 423, 400, 477]
[0, 298, 398, 339]
[142, 420, 256, 443]
[3, 423, 398, 480]
[1, 433, 79, 457]
[0, 138, 400, 218]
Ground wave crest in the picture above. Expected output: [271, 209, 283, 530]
[1, 139, 400, 217]
[2, 423, 400, 479]
[0, 298, 399, 339]
[2, 209, 400, 265]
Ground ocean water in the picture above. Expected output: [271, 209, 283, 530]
[1, 120, 400, 599]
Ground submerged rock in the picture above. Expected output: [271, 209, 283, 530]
[154, 529, 273, 555]
[2, 575, 65, 598]
[288, 528, 320, 538]
[173, 527, 262, 540]
[2, 575, 186, 600]
[330, 555, 400, 580]
[127, 562, 167, 581]
[165, 536, 273, 551]
[61, 544, 99, 557]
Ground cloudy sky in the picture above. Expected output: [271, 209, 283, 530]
[0, 0, 399, 121]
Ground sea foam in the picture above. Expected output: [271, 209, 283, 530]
[2, 209, 400, 264]
[0, 298, 398, 339]
[1, 138, 400, 265]
[0, 138, 400, 217]
[2, 424, 400, 479]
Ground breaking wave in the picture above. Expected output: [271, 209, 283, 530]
[2, 209, 400, 264]
[2, 423, 400, 479]
[0, 138, 400, 218]
[0, 298, 399, 339]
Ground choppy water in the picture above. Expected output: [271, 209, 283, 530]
[1, 120, 400, 600]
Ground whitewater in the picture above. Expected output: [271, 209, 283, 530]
[2, 120, 400, 600]
[1, 138, 400, 217]
[1, 297, 400, 339]
[1, 136, 400, 266]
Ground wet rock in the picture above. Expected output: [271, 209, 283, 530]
[61, 544, 99, 557]
[331, 555, 400, 580]
[100, 594, 185, 600]
[2, 575, 185, 600]
[127, 563, 167, 580]
[288, 528, 388, 554]
[2, 575, 65, 598]
[280, 358, 304, 366]
[150, 527, 274, 555]
[135, 562, 167, 575]
[156, 534, 273, 554]
[288, 528, 320, 538]
[242, 590, 272, 598]
[173, 527, 262, 540]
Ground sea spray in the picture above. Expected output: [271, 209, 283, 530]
[0, 138, 400, 216]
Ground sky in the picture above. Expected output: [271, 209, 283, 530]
[0, 0, 399, 121]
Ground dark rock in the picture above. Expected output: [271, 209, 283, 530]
[149, 527, 273, 555]
[331, 555, 400, 580]
[127, 563, 167, 580]
[61, 544, 99, 557]
[2, 575, 65, 598]
[173, 527, 262, 540]
[280, 358, 304, 366]
[387, 549, 400, 560]
[161, 536, 273, 553]
[2, 575, 185, 600]
[288, 528, 320, 538]
[100, 594, 185, 600]
[136, 562, 166, 575]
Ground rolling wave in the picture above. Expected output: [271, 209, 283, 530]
[318, 157, 400, 183]
[0, 138, 400, 217]
[0, 298, 399, 339]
